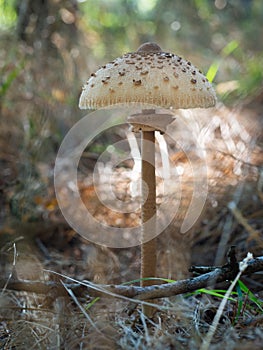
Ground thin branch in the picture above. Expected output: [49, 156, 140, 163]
[1, 256, 262, 302]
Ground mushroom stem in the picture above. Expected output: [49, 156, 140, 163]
[127, 110, 174, 317]
[141, 129, 156, 316]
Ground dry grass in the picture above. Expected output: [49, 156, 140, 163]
[0, 38, 263, 349]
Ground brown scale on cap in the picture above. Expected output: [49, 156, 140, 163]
[79, 42, 216, 109]
[140, 70, 149, 75]
[133, 79, 142, 86]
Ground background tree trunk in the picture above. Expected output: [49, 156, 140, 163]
[15, 0, 79, 53]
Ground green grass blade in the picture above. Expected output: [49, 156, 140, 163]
[206, 40, 239, 82]
[237, 280, 263, 311]
[206, 60, 220, 83]
[85, 297, 100, 310]
[0, 61, 24, 97]
[122, 277, 176, 285]
[222, 40, 239, 57]
[190, 288, 236, 301]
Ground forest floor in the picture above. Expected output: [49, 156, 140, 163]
[0, 41, 263, 349]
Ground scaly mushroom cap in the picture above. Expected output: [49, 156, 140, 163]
[79, 43, 216, 110]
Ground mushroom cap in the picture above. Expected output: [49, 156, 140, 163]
[79, 42, 216, 110]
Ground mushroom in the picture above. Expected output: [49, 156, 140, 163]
[79, 42, 216, 316]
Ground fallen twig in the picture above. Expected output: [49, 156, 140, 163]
[1, 255, 262, 303]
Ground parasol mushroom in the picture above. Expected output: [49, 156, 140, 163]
[79, 42, 216, 316]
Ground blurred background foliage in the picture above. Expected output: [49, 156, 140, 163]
[0, 0, 262, 223]
[0, 0, 262, 105]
